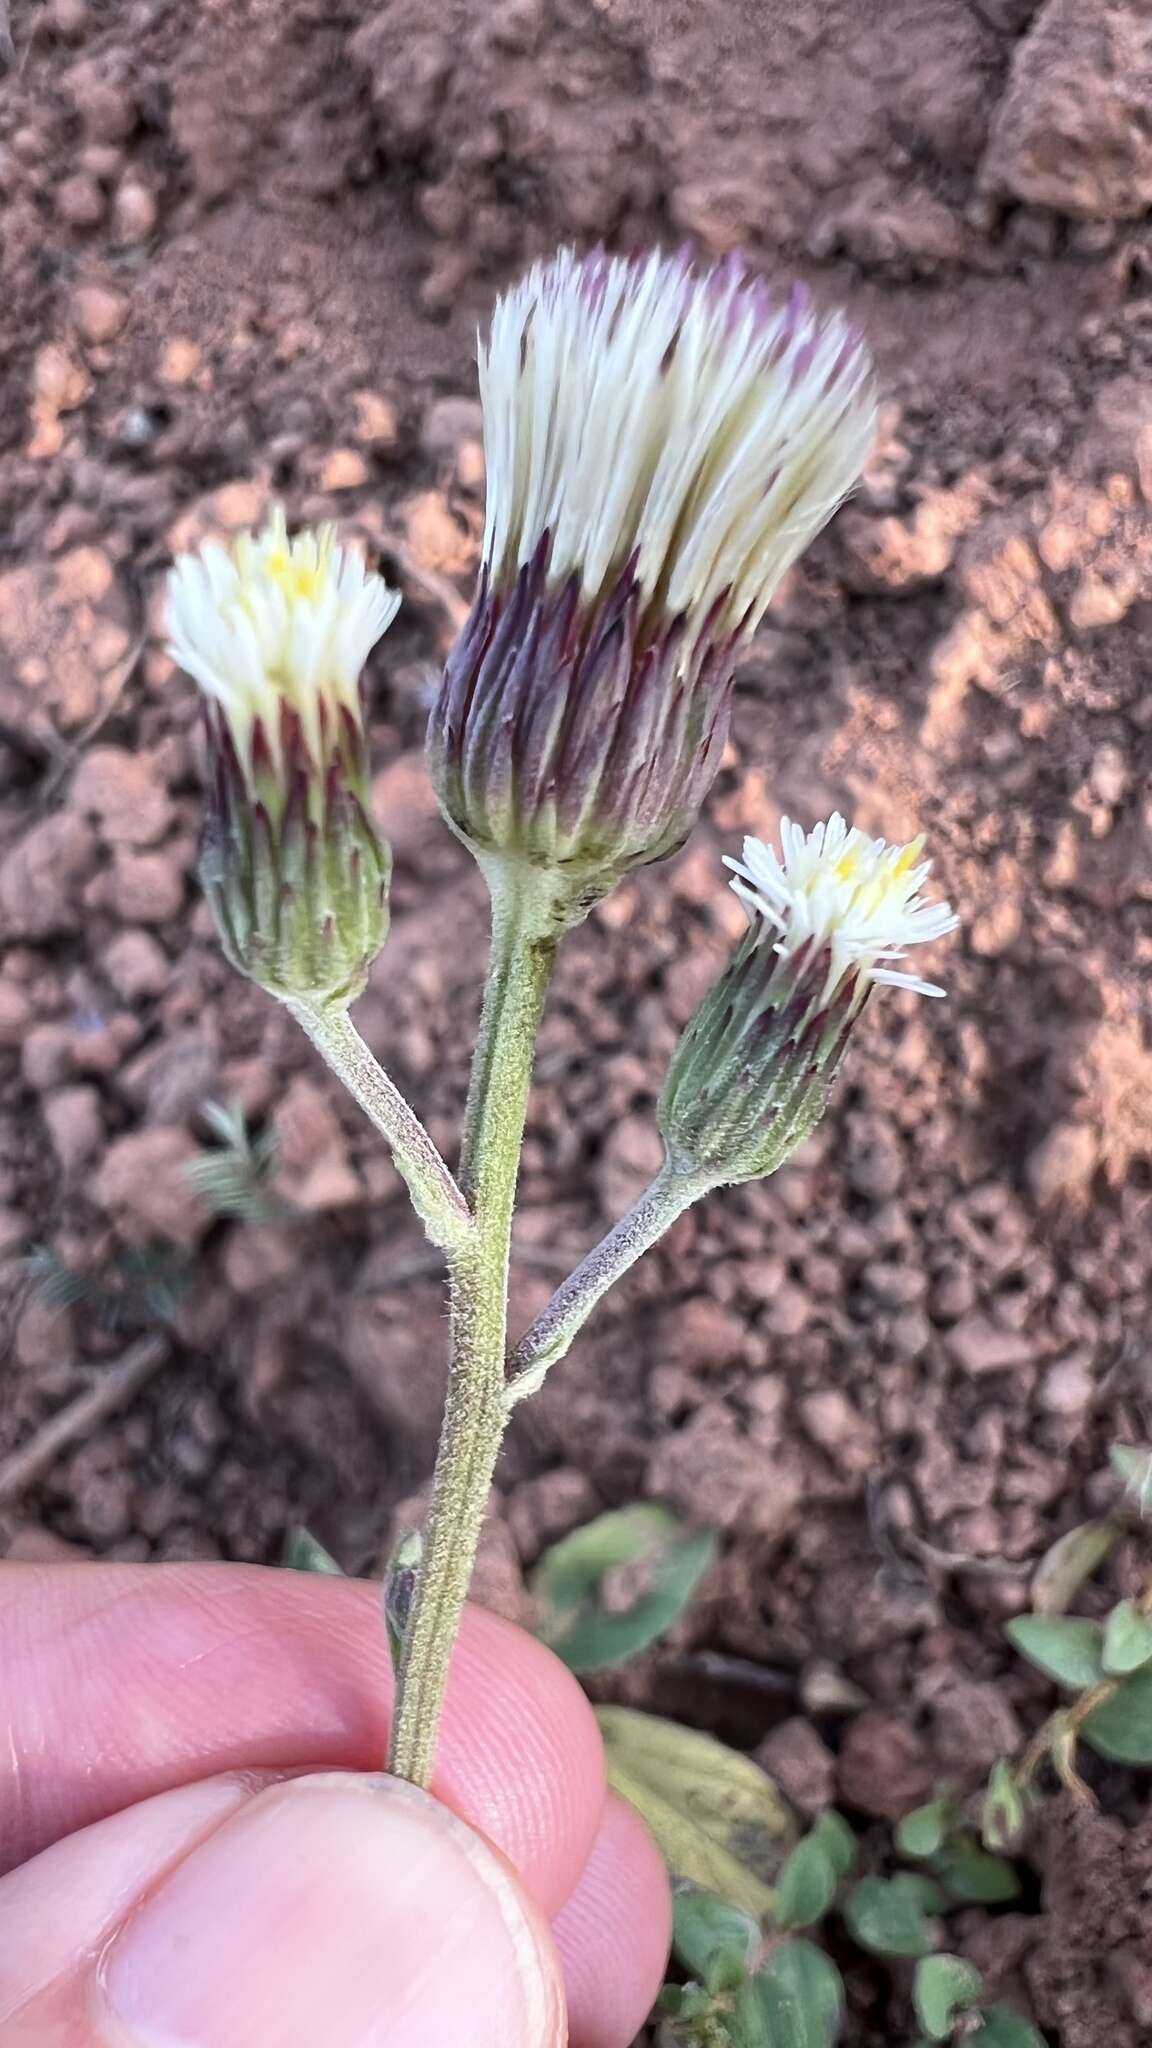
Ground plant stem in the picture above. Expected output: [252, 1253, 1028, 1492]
[287, 999, 472, 1256]
[507, 1160, 715, 1399]
[457, 864, 556, 1208]
[388, 867, 557, 1785]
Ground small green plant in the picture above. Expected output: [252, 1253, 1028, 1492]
[895, 1798, 1021, 1906]
[649, 1439, 1152, 2041]
[25, 1240, 191, 1334]
[656, 1839, 1044, 2048]
[530, 1503, 718, 1673]
[910, 1955, 1041, 2048]
[988, 1438, 1152, 1797]
[184, 1099, 283, 1222]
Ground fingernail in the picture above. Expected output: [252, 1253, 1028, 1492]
[100, 1772, 564, 2048]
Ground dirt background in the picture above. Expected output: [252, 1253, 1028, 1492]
[2, 0, 1152, 2039]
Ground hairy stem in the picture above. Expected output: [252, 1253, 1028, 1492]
[507, 1159, 715, 1400]
[287, 1000, 473, 1254]
[388, 867, 557, 1785]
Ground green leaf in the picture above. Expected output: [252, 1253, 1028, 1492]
[968, 2006, 1047, 2048]
[531, 1505, 718, 1672]
[1102, 1598, 1152, 1677]
[842, 1874, 941, 1958]
[913, 1954, 984, 2040]
[1004, 1614, 1105, 1690]
[673, 1885, 761, 1994]
[935, 1834, 1021, 1904]
[732, 1979, 775, 2048]
[774, 1838, 838, 1931]
[281, 1525, 343, 1574]
[1110, 1444, 1152, 1518]
[895, 1797, 954, 1860]
[735, 1940, 844, 2048]
[981, 1759, 1027, 1853]
[1031, 1519, 1120, 1615]
[598, 1706, 796, 1919]
[808, 1811, 857, 1881]
[1083, 1667, 1152, 1764]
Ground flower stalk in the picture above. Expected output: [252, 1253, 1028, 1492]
[284, 1000, 471, 1257]
[507, 1158, 713, 1400]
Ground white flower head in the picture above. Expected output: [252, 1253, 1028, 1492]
[166, 507, 400, 781]
[480, 246, 876, 651]
[728, 814, 959, 1004]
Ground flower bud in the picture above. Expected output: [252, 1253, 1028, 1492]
[427, 247, 876, 920]
[167, 509, 399, 1007]
[659, 815, 958, 1183]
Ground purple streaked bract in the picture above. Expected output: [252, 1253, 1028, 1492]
[427, 245, 876, 914]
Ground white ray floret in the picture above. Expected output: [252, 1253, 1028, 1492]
[166, 508, 400, 777]
[728, 814, 959, 1002]
[480, 247, 876, 646]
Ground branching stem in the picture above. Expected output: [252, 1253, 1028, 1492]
[387, 866, 557, 1785]
[507, 1160, 715, 1400]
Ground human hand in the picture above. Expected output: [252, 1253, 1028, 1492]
[0, 1560, 671, 2044]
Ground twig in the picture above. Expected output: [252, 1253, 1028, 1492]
[0, 1335, 169, 1506]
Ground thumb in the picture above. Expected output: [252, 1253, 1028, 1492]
[0, 1772, 566, 2046]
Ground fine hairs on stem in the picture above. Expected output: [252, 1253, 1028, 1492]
[168, 246, 957, 1789]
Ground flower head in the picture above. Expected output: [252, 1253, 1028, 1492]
[167, 507, 399, 797]
[727, 814, 959, 1005]
[428, 247, 876, 920]
[660, 816, 957, 1183]
[167, 510, 399, 1007]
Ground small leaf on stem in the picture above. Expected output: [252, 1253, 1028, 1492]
[913, 1953, 983, 2040]
[774, 1836, 839, 1930]
[808, 1810, 857, 1880]
[1102, 1598, 1152, 1677]
[1004, 1615, 1106, 1691]
[1083, 1667, 1152, 1764]
[384, 1529, 423, 1673]
[1109, 1444, 1152, 1518]
[843, 1874, 942, 1958]
[736, 1940, 844, 2048]
[281, 1525, 344, 1575]
[933, 1834, 1020, 1905]
[1031, 1520, 1119, 1616]
[982, 1759, 1028, 1852]
[672, 1885, 761, 1994]
[895, 1796, 955, 1860]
